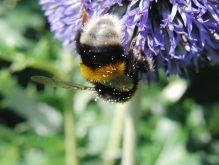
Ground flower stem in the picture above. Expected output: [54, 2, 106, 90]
[121, 85, 142, 165]
[63, 54, 79, 165]
[63, 90, 78, 165]
[104, 104, 127, 165]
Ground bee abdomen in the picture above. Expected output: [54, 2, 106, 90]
[78, 44, 124, 67]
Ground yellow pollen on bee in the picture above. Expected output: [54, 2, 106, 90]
[79, 60, 126, 82]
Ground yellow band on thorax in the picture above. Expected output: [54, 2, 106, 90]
[79, 60, 126, 82]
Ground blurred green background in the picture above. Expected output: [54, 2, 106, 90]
[0, 0, 219, 165]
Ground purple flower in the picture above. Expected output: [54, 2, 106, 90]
[40, 0, 219, 78]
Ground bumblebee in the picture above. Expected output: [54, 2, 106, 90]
[32, 13, 153, 103]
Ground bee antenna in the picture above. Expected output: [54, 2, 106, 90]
[129, 28, 144, 51]
[82, 9, 89, 24]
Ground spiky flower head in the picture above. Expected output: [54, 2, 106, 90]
[40, 0, 219, 78]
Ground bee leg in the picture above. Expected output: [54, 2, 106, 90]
[137, 46, 154, 73]
[126, 27, 144, 76]
[128, 28, 154, 75]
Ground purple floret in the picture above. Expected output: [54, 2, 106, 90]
[40, 0, 219, 78]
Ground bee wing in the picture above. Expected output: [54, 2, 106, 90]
[100, 74, 134, 92]
[31, 76, 95, 91]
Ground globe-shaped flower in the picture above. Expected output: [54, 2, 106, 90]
[40, 0, 219, 79]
